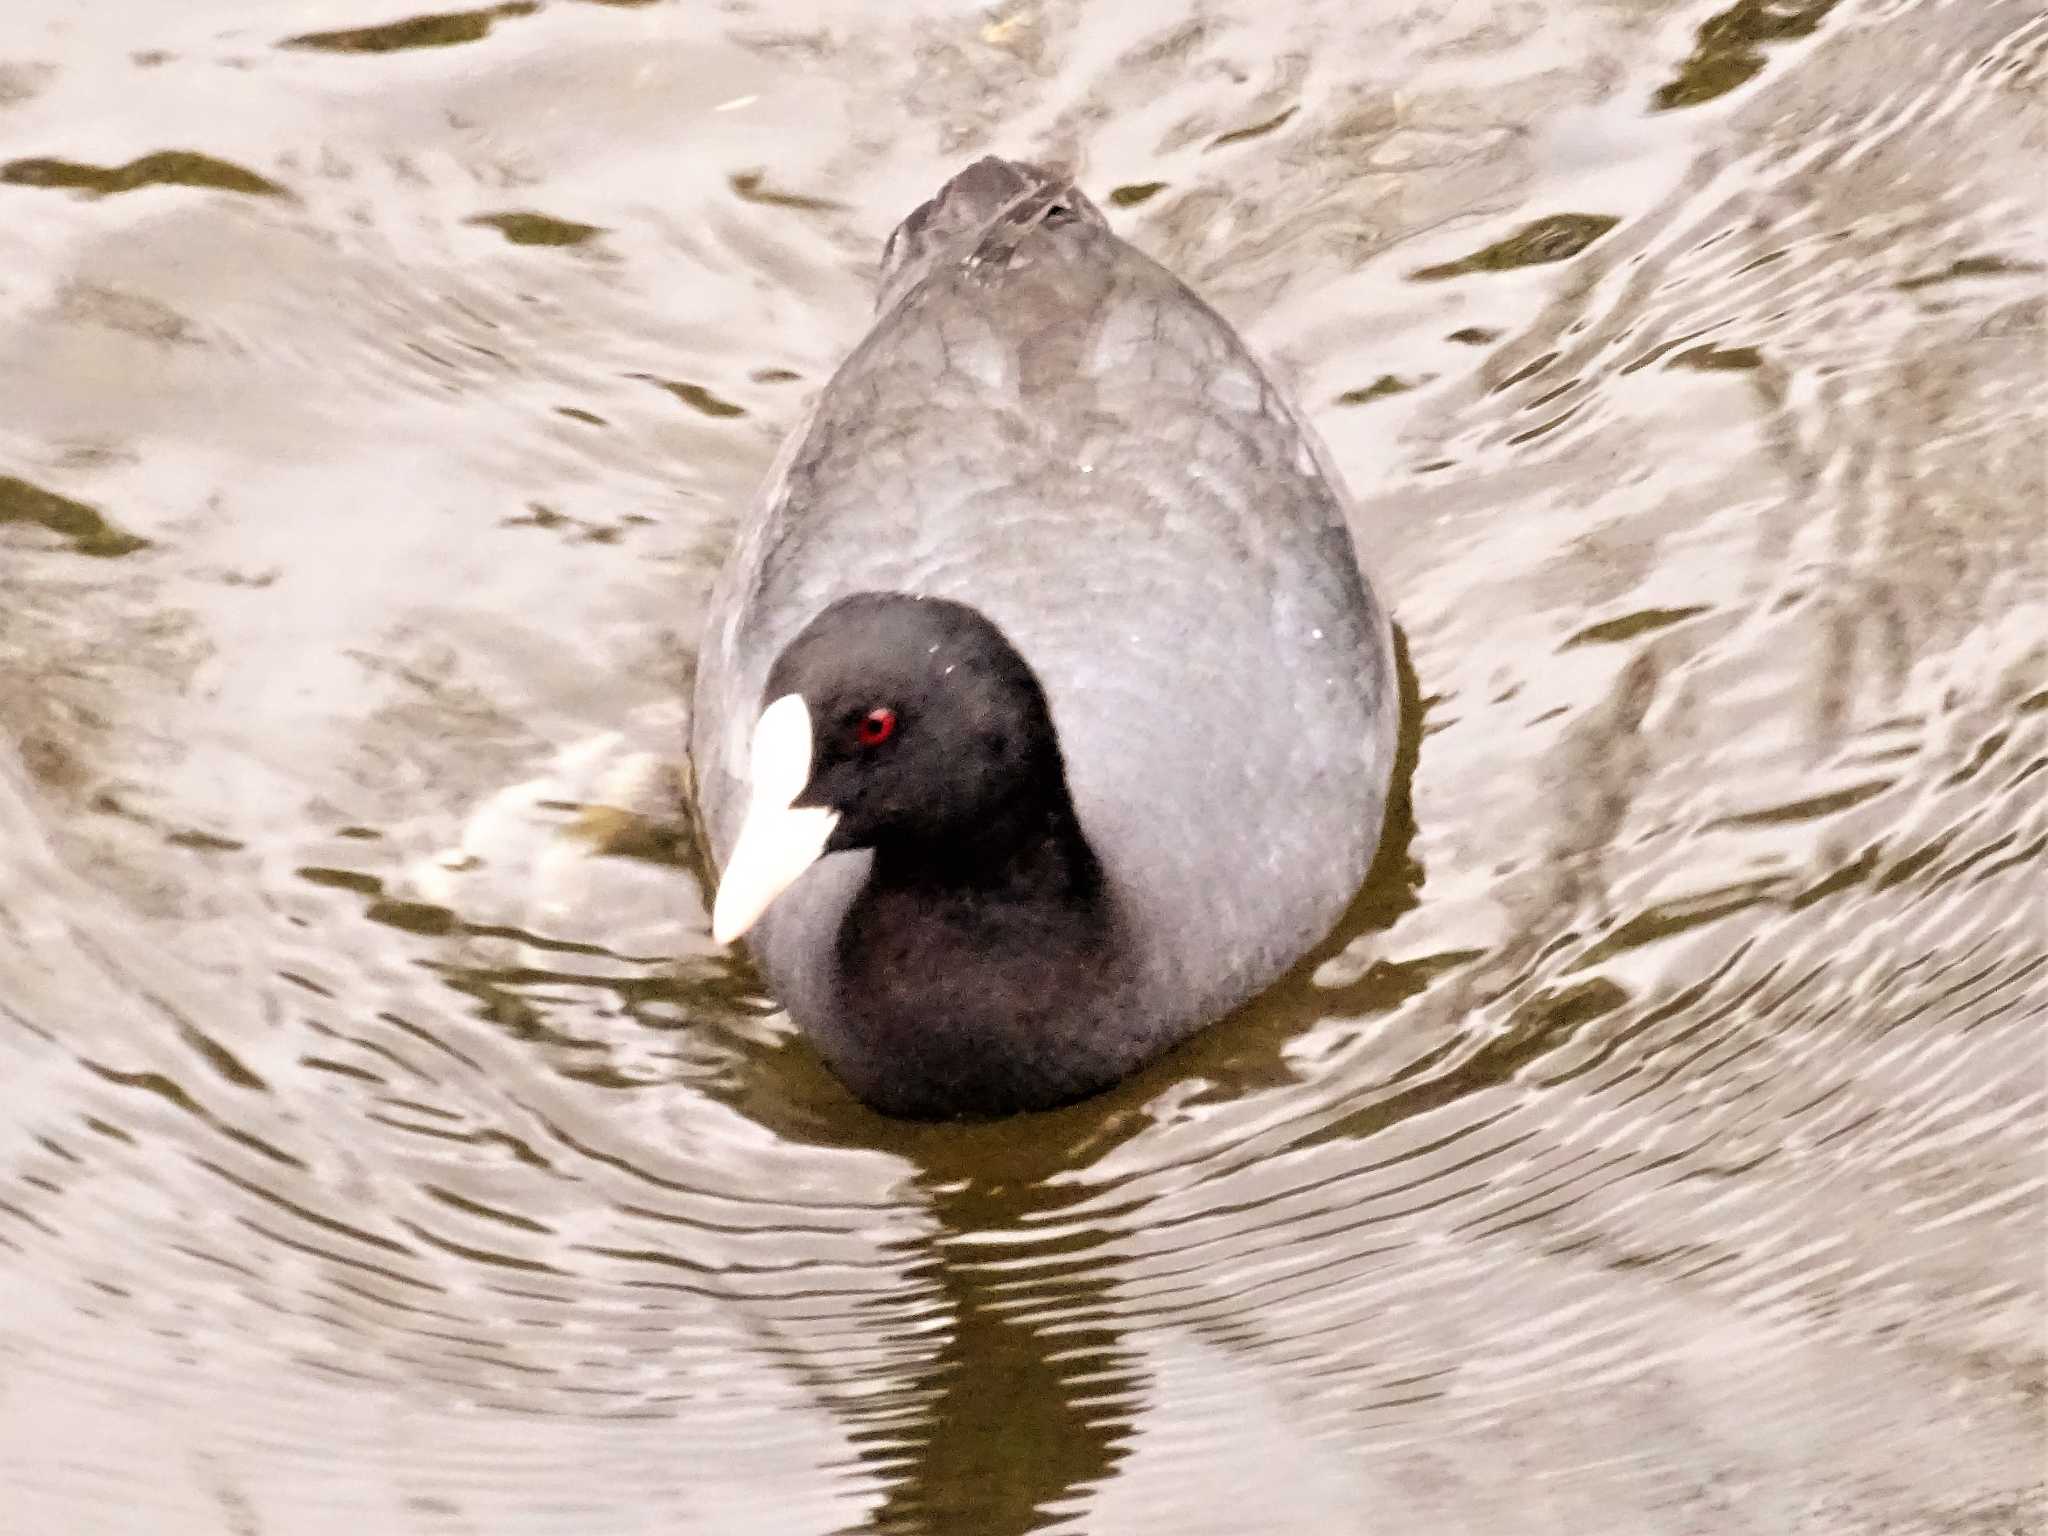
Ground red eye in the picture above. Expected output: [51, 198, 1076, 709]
[856, 707, 897, 747]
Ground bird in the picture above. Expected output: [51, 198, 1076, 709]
[690, 157, 1397, 1118]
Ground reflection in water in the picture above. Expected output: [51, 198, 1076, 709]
[856, 1175, 1138, 1536]
[0, 0, 2043, 1530]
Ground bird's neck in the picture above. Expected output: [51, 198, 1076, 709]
[872, 790, 1103, 906]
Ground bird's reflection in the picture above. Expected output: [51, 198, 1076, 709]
[842, 1161, 1140, 1535]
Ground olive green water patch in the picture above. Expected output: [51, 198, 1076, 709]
[1653, 0, 1845, 112]
[0, 476, 152, 558]
[728, 171, 844, 212]
[1336, 375, 1417, 406]
[1567, 878, 1787, 972]
[637, 376, 747, 419]
[1896, 254, 2045, 293]
[1, 151, 285, 197]
[295, 866, 383, 897]
[1208, 106, 1297, 149]
[166, 829, 246, 853]
[367, 898, 459, 937]
[1561, 606, 1712, 649]
[1704, 778, 1895, 832]
[466, 211, 606, 247]
[1411, 214, 1619, 281]
[280, 2, 538, 54]
[1669, 343, 1763, 372]
[1106, 181, 1167, 208]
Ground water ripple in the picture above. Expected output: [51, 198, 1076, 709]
[1, 0, 2041, 1530]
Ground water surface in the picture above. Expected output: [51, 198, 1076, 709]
[1, 0, 2042, 1531]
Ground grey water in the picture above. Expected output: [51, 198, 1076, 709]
[0, 1, 2042, 1531]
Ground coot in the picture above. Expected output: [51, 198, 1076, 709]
[691, 158, 1396, 1118]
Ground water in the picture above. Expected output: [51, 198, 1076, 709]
[1, 1, 2042, 1531]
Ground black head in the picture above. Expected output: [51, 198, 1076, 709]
[714, 591, 1086, 943]
[765, 592, 1070, 857]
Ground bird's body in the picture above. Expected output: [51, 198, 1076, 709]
[691, 158, 1396, 1117]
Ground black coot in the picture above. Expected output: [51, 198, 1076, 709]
[691, 159, 1397, 1118]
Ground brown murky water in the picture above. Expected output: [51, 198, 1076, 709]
[1, 1, 2043, 1531]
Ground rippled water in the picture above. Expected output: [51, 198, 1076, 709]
[1, 1, 2043, 1531]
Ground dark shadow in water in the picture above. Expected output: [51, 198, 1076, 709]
[1, 151, 287, 200]
[0, 475, 154, 557]
[1651, 0, 1844, 112]
[1409, 213, 1619, 282]
[278, 2, 538, 55]
[835, 1164, 1141, 1536]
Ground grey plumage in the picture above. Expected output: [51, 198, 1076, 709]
[692, 158, 1396, 1116]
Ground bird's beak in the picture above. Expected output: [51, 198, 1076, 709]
[711, 694, 840, 944]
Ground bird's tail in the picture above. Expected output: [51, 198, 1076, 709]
[877, 157, 1095, 312]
